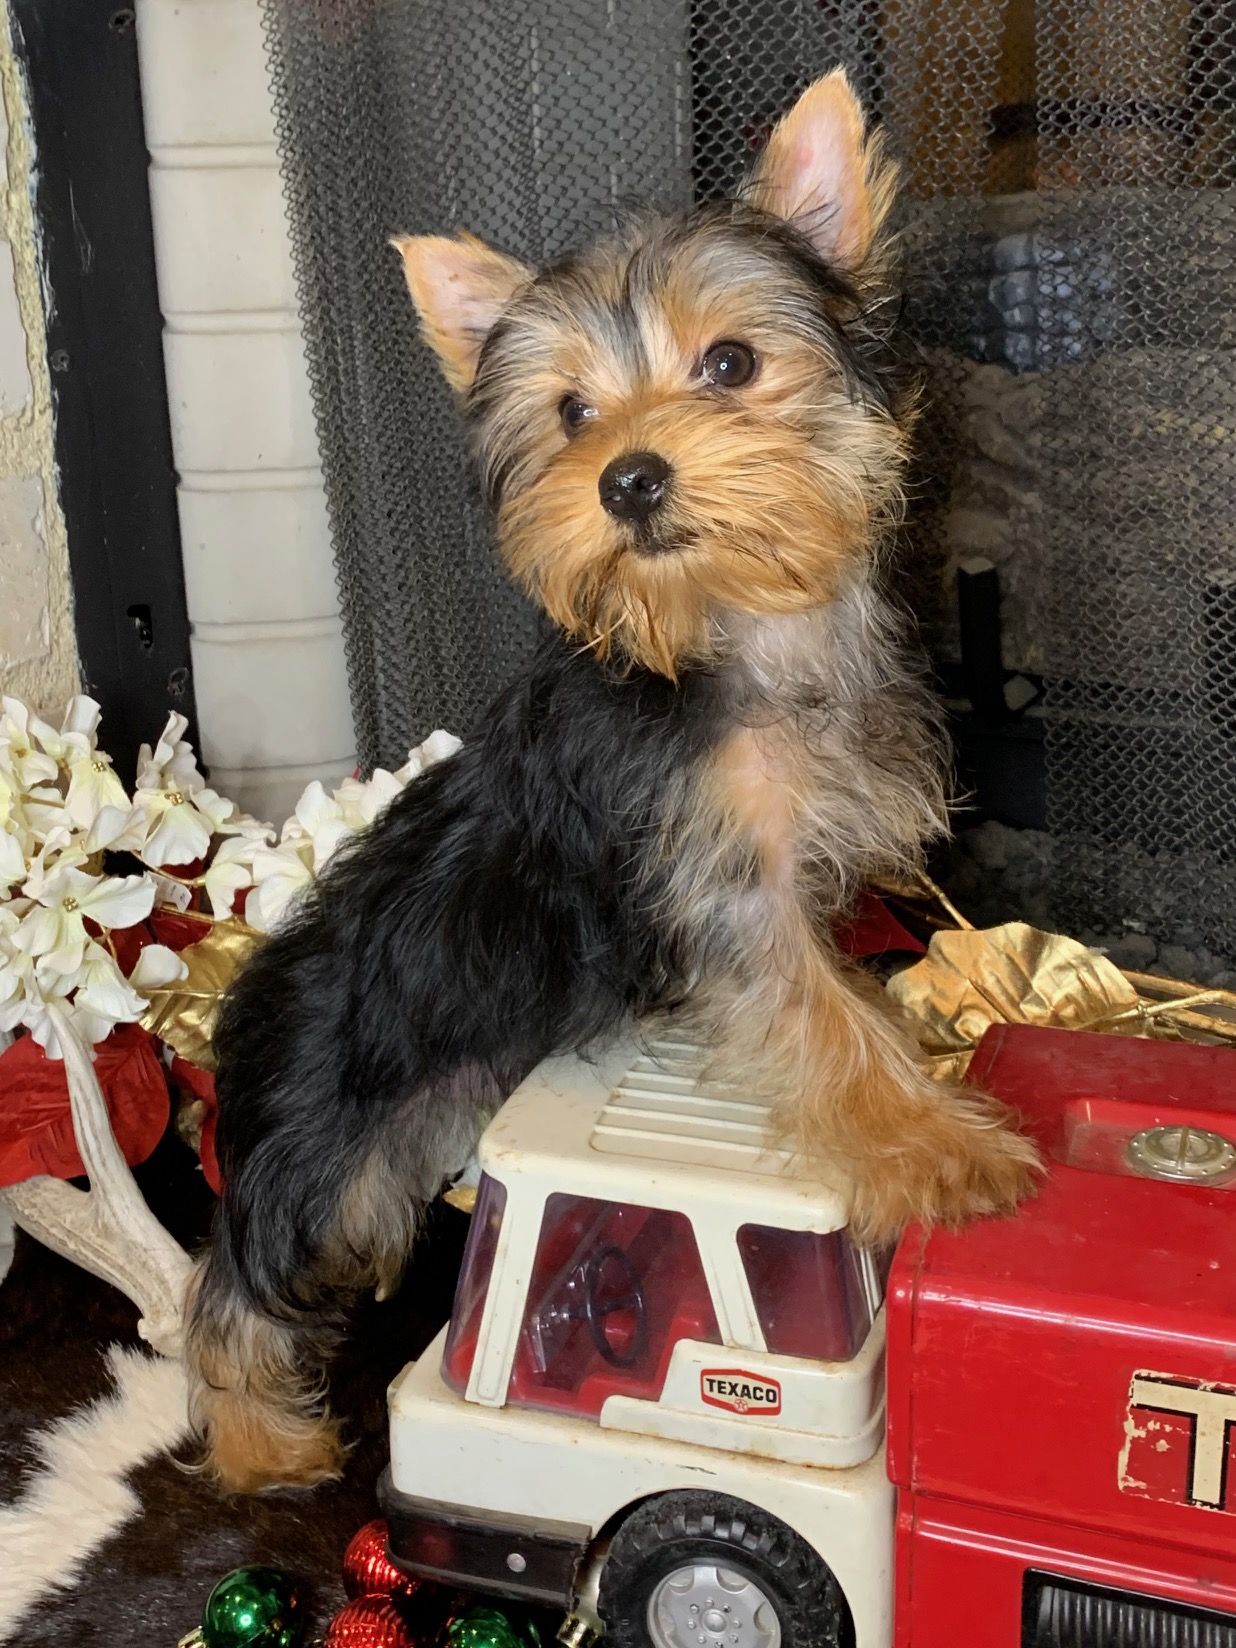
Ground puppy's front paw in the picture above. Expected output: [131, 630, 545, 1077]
[848, 1091, 1041, 1246]
[926, 1112, 1042, 1225]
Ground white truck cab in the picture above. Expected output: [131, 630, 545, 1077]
[382, 1039, 893, 1648]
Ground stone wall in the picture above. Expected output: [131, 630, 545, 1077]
[0, 4, 76, 711]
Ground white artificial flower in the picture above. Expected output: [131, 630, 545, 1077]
[394, 729, 462, 785]
[203, 828, 265, 917]
[244, 780, 350, 931]
[0, 960, 74, 1054]
[422, 729, 462, 764]
[0, 904, 32, 1028]
[137, 712, 200, 792]
[242, 733, 460, 933]
[0, 767, 37, 893]
[0, 697, 59, 789]
[334, 768, 403, 831]
[127, 942, 189, 994]
[0, 890, 187, 1054]
[19, 827, 86, 900]
[283, 781, 355, 870]
[140, 780, 236, 863]
[84, 801, 141, 853]
[245, 838, 314, 933]
[0, 828, 25, 894]
[27, 695, 102, 762]
[33, 938, 187, 1052]
[13, 864, 155, 974]
[59, 940, 151, 1046]
[245, 768, 397, 933]
[127, 712, 236, 866]
[218, 810, 276, 846]
[0, 904, 76, 1054]
[0, 762, 20, 834]
[20, 696, 129, 833]
[65, 746, 130, 831]
[20, 782, 71, 844]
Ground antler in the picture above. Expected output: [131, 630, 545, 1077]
[0, 1006, 192, 1357]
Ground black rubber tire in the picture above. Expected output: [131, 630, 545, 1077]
[597, 1491, 852, 1648]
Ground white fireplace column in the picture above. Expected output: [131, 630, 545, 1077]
[135, 0, 355, 827]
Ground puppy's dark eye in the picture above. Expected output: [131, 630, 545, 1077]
[701, 340, 756, 388]
[560, 396, 599, 436]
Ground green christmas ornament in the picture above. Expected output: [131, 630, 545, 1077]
[441, 1605, 541, 1648]
[179, 1566, 306, 1648]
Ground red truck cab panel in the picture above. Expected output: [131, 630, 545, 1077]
[886, 1024, 1236, 1646]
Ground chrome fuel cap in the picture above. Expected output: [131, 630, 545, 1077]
[1126, 1124, 1236, 1184]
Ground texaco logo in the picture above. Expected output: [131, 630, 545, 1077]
[700, 1369, 782, 1417]
[1119, 1372, 1236, 1513]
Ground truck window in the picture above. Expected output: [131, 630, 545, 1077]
[737, 1224, 876, 1361]
[441, 1175, 507, 1394]
[507, 1194, 721, 1419]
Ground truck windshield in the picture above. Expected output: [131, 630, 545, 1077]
[507, 1193, 721, 1419]
[442, 1174, 507, 1394]
[737, 1224, 877, 1361]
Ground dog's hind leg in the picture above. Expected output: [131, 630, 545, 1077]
[186, 1081, 495, 1493]
[186, 1255, 347, 1493]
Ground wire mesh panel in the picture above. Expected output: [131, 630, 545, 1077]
[1031, 2, 1236, 956]
[261, 0, 693, 769]
[262, 0, 1236, 956]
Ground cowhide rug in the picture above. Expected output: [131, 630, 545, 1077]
[0, 1131, 469, 1646]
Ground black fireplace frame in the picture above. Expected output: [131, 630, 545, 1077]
[8, 0, 196, 783]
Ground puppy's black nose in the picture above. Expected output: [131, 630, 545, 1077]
[598, 451, 671, 522]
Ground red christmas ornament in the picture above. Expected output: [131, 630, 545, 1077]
[324, 1595, 417, 1648]
[342, 1520, 424, 1607]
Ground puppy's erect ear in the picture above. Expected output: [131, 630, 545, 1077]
[743, 69, 894, 272]
[392, 232, 532, 393]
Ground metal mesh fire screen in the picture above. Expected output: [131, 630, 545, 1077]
[260, 0, 1236, 960]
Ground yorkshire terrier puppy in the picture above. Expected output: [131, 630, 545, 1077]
[187, 70, 1039, 1492]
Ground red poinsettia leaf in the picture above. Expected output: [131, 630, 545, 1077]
[0, 1023, 171, 1187]
[834, 890, 927, 959]
[169, 1053, 214, 1104]
[169, 1055, 221, 1194]
[106, 910, 210, 980]
[149, 909, 211, 952]
[199, 1100, 221, 1195]
[107, 923, 143, 977]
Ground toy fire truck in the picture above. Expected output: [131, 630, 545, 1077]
[381, 1024, 1236, 1647]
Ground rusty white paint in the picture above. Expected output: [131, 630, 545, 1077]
[600, 1323, 886, 1471]
[1129, 1372, 1236, 1509]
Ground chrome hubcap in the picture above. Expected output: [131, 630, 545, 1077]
[647, 1563, 781, 1648]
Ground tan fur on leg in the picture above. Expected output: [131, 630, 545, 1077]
[671, 704, 1039, 1246]
[725, 912, 1042, 1243]
[184, 1262, 346, 1494]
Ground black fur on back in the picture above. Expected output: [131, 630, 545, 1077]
[211, 631, 727, 1315]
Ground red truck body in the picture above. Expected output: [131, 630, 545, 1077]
[886, 1023, 1236, 1644]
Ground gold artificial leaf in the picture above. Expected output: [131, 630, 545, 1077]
[140, 919, 264, 1072]
[174, 1095, 209, 1153]
[887, 920, 1144, 1072]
